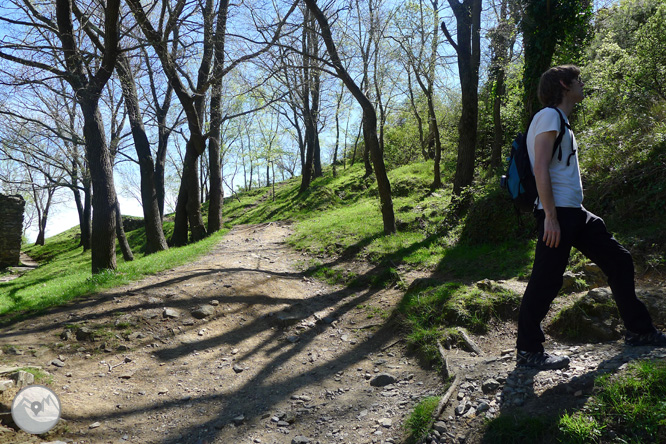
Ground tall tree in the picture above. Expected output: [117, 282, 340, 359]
[116, 53, 169, 254]
[0, 0, 122, 273]
[395, 0, 445, 188]
[299, 6, 322, 193]
[488, 0, 517, 169]
[441, 0, 482, 196]
[206, 0, 230, 233]
[128, 0, 297, 245]
[520, 0, 593, 119]
[303, 0, 396, 235]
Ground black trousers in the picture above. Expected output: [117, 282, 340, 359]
[516, 207, 654, 352]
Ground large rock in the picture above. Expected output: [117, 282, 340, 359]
[0, 194, 25, 268]
[548, 288, 622, 342]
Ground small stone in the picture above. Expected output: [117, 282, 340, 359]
[6, 346, 24, 355]
[232, 415, 245, 425]
[163, 308, 180, 319]
[210, 300, 220, 306]
[233, 364, 245, 373]
[75, 327, 96, 341]
[291, 437, 312, 444]
[432, 421, 447, 433]
[476, 401, 490, 414]
[89, 422, 101, 429]
[0, 380, 14, 392]
[482, 379, 501, 393]
[51, 359, 66, 368]
[192, 305, 215, 319]
[287, 336, 300, 343]
[377, 418, 392, 428]
[370, 373, 398, 387]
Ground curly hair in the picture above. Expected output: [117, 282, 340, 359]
[538, 65, 581, 107]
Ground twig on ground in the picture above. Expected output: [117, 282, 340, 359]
[381, 337, 403, 351]
[107, 356, 132, 372]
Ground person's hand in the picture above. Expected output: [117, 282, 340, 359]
[543, 215, 561, 248]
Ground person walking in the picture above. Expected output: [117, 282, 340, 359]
[516, 64, 666, 370]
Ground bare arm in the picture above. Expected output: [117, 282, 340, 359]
[533, 130, 560, 248]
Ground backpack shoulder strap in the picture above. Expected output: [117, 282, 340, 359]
[548, 106, 571, 161]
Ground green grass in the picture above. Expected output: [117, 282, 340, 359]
[404, 396, 441, 443]
[397, 281, 521, 362]
[1, 225, 226, 321]
[484, 360, 666, 444]
[583, 360, 666, 443]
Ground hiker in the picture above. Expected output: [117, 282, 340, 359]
[515, 64, 666, 370]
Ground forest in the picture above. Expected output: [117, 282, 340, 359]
[1, 1, 666, 442]
[0, 0, 664, 276]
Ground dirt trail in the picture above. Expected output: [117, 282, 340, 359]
[0, 222, 443, 444]
[2, 222, 665, 444]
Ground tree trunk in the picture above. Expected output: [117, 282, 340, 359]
[115, 199, 134, 262]
[304, 0, 395, 234]
[442, 0, 482, 196]
[299, 8, 315, 193]
[311, 21, 322, 179]
[81, 177, 92, 251]
[80, 99, 118, 273]
[207, 0, 229, 235]
[116, 55, 168, 254]
[171, 138, 207, 246]
[490, 68, 505, 169]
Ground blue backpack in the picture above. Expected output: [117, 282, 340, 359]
[501, 106, 569, 212]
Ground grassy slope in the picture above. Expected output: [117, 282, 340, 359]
[0, 221, 226, 321]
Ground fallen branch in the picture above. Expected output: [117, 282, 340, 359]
[432, 339, 459, 420]
[437, 340, 452, 380]
[457, 327, 483, 356]
[434, 374, 460, 420]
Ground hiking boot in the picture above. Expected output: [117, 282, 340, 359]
[516, 350, 570, 370]
[625, 329, 666, 347]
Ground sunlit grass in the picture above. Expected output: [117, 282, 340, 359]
[484, 360, 666, 443]
[404, 396, 441, 443]
[1, 227, 226, 320]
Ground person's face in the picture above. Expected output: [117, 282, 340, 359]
[568, 76, 585, 103]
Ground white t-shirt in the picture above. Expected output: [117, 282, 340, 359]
[526, 107, 584, 209]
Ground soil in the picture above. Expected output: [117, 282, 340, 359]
[1, 222, 665, 444]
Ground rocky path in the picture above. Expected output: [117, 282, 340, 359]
[1, 223, 442, 444]
[1, 222, 665, 444]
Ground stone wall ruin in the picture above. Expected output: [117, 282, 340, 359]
[0, 193, 25, 268]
